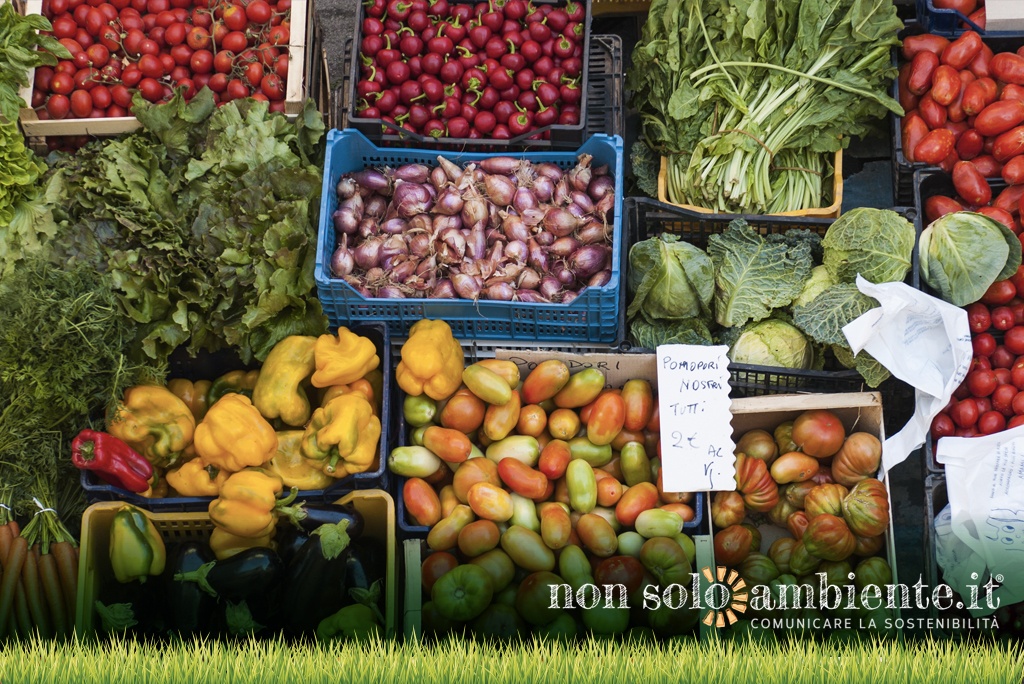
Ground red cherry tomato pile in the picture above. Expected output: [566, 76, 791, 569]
[354, 0, 585, 141]
[931, 265, 1024, 439]
[34, 0, 292, 122]
[898, 32, 1024, 180]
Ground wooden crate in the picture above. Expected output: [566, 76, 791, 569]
[17, 0, 313, 140]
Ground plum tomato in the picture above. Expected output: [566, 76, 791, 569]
[951, 397, 979, 427]
[1006, 326, 1024, 355]
[931, 412, 956, 439]
[974, 332, 997, 357]
[967, 369, 998, 397]
[978, 410, 1007, 434]
[966, 302, 991, 333]
[992, 383, 1018, 415]
[982, 279, 1018, 306]
[992, 306, 1016, 331]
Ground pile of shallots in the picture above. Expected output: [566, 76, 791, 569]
[330, 153, 616, 303]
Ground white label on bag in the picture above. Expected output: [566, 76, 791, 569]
[656, 344, 735, 493]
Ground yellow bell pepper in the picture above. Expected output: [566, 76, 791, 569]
[301, 394, 381, 478]
[396, 319, 464, 401]
[167, 379, 213, 422]
[107, 386, 196, 469]
[209, 527, 275, 561]
[252, 335, 318, 427]
[311, 328, 380, 389]
[166, 458, 229, 497]
[263, 431, 335, 491]
[194, 394, 278, 473]
[208, 468, 305, 539]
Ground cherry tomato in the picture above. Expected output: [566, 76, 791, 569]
[138, 76, 163, 102]
[993, 346, 1016, 369]
[187, 26, 211, 50]
[1006, 327, 1024, 355]
[992, 384, 1018, 416]
[50, 71, 75, 95]
[968, 369, 998, 397]
[1013, 390, 1024, 414]
[974, 332, 997, 357]
[222, 4, 247, 30]
[245, 0, 270, 23]
[966, 302, 992, 333]
[89, 83, 111, 108]
[995, 367, 1013, 387]
[244, 61, 264, 87]
[979, 410, 1007, 434]
[225, 78, 250, 101]
[984, 280, 1018, 307]
[45, 93, 70, 119]
[260, 72, 284, 100]
[190, 49, 213, 74]
[110, 83, 132, 107]
[214, 50, 235, 73]
[268, 24, 288, 45]
[222, 30, 247, 53]
[931, 412, 956, 439]
[207, 72, 228, 92]
[951, 397, 980, 427]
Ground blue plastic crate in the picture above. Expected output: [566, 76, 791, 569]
[916, 0, 1024, 37]
[80, 322, 392, 511]
[315, 129, 625, 344]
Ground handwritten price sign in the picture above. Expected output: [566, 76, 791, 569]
[656, 345, 736, 492]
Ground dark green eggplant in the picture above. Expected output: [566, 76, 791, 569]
[174, 548, 283, 602]
[280, 520, 352, 635]
[164, 542, 216, 635]
[299, 505, 364, 538]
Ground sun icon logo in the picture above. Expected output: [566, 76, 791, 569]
[700, 566, 749, 627]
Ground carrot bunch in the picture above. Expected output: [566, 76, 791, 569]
[0, 487, 78, 639]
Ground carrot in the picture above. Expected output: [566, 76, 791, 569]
[51, 542, 77, 624]
[0, 536, 27, 632]
[38, 553, 66, 637]
[0, 526, 11, 567]
[13, 584, 31, 638]
[8, 521, 21, 539]
[21, 548, 52, 638]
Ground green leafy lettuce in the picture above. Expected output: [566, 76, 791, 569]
[46, 91, 328, 364]
[822, 208, 915, 284]
[0, 121, 56, 276]
[707, 219, 813, 328]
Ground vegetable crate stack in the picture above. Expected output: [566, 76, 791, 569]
[75, 325, 392, 509]
[892, 28, 1024, 205]
[624, 198, 918, 434]
[15, 0, 318, 149]
[387, 325, 714, 640]
[914, 170, 1024, 472]
[915, 0, 1024, 38]
[708, 393, 900, 640]
[76, 489, 396, 639]
[316, 129, 624, 343]
[629, 0, 902, 217]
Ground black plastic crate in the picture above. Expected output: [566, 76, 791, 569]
[916, 0, 1024, 38]
[625, 197, 917, 435]
[343, 0, 593, 149]
[335, 33, 621, 151]
[892, 26, 1024, 206]
[81, 323, 392, 511]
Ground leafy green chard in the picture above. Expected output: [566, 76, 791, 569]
[628, 0, 903, 213]
[45, 90, 328, 364]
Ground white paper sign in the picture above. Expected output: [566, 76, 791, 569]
[656, 344, 735, 493]
[842, 276, 972, 473]
[937, 427, 1024, 614]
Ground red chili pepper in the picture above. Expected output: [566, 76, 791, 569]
[70, 429, 153, 493]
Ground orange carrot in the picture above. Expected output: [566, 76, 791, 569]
[51, 542, 77, 624]
[0, 536, 27, 632]
[12, 587, 30, 639]
[21, 549, 51, 638]
[38, 553, 66, 637]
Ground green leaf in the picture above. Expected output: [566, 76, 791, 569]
[630, 316, 713, 348]
[793, 284, 879, 346]
[94, 602, 137, 633]
[311, 519, 351, 561]
[707, 219, 813, 328]
[225, 601, 264, 635]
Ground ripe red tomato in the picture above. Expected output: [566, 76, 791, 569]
[190, 49, 213, 74]
[992, 345, 1016, 369]
[992, 383, 1018, 415]
[951, 397, 980, 427]
[260, 72, 284, 100]
[931, 412, 956, 440]
[1009, 414, 1024, 429]
[982, 280, 1018, 306]
[992, 306, 1016, 331]
[995, 367, 1013, 386]
[50, 71, 75, 95]
[90, 83, 111, 108]
[1006, 327, 1024, 355]
[138, 53, 164, 78]
[69, 89, 92, 117]
[225, 78, 250, 101]
[138, 77, 164, 102]
[274, 54, 288, 79]
[966, 302, 992, 333]
[85, 43, 109, 67]
[974, 332, 997, 357]
[170, 43, 193, 66]
[214, 50, 235, 73]
[244, 61, 264, 87]
[164, 21, 187, 45]
[222, 4, 247, 30]
[207, 72, 228, 92]
[110, 83, 132, 107]
[45, 93, 71, 118]
[974, 396, 992, 415]
[221, 30, 248, 53]
[979, 410, 1007, 434]
[1010, 266, 1024, 299]
[1013, 390, 1024, 415]
[138, 38, 159, 55]
[968, 369, 998, 397]
[245, 0, 271, 23]
[186, 26, 211, 50]
[267, 24, 288, 45]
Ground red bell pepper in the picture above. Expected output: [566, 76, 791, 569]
[71, 429, 153, 493]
